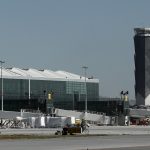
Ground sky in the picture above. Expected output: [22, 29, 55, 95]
[0, 0, 150, 99]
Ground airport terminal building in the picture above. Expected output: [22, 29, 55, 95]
[0, 67, 99, 112]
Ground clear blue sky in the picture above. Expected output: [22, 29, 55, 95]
[0, 0, 149, 99]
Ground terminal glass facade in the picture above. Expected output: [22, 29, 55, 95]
[0, 78, 99, 112]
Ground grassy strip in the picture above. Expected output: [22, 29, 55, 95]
[0, 133, 116, 140]
[0, 134, 61, 140]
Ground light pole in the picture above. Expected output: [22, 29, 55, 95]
[82, 66, 88, 118]
[28, 76, 31, 108]
[0, 61, 5, 111]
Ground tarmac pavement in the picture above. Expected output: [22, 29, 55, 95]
[0, 135, 150, 150]
[1, 125, 150, 135]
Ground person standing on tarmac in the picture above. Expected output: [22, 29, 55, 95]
[81, 119, 86, 132]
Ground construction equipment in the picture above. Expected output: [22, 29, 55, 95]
[62, 125, 82, 135]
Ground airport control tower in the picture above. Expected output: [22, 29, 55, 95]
[134, 28, 150, 105]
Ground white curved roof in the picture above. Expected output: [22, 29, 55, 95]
[55, 70, 81, 79]
[1, 67, 99, 83]
[42, 70, 64, 78]
[2, 68, 21, 77]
